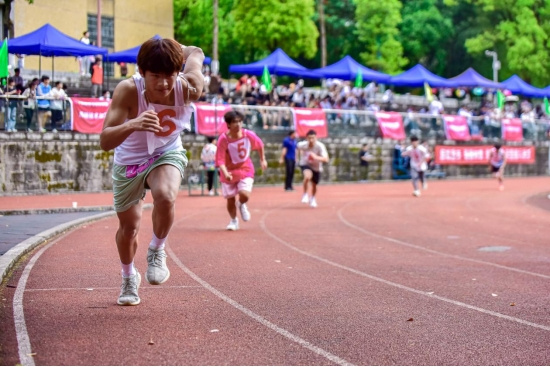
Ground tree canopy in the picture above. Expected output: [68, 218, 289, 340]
[173, 0, 550, 86]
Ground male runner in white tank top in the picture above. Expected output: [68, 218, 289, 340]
[100, 38, 204, 306]
[488, 143, 506, 191]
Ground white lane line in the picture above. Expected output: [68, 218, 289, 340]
[259, 210, 550, 333]
[13, 241, 58, 366]
[166, 247, 354, 366]
[339, 204, 550, 280]
[24, 285, 202, 292]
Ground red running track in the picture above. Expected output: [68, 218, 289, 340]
[1, 177, 550, 365]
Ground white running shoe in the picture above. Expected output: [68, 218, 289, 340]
[52, 128, 58, 133]
[209, 190, 214, 196]
[239, 202, 251, 221]
[413, 190, 421, 197]
[145, 248, 170, 285]
[117, 271, 141, 306]
[422, 182, 428, 190]
[301, 193, 309, 204]
[309, 197, 318, 208]
[226, 218, 239, 231]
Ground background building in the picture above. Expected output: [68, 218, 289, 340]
[12, 0, 173, 77]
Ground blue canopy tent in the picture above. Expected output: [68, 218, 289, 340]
[501, 75, 548, 98]
[229, 48, 321, 78]
[389, 64, 454, 88]
[106, 35, 212, 65]
[448, 67, 503, 89]
[311, 55, 390, 83]
[1, 23, 108, 79]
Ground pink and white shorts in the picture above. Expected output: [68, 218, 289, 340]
[221, 177, 254, 198]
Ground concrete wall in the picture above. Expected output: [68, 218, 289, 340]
[0, 132, 548, 195]
[13, 0, 173, 77]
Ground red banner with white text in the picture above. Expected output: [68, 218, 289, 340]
[501, 118, 523, 141]
[71, 98, 111, 134]
[443, 115, 471, 141]
[375, 111, 405, 140]
[435, 145, 535, 165]
[192, 103, 231, 136]
[291, 108, 328, 138]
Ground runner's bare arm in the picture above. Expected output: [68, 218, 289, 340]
[257, 146, 267, 170]
[100, 80, 161, 151]
[179, 45, 205, 102]
[219, 164, 232, 181]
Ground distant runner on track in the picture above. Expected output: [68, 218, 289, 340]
[489, 143, 506, 191]
[297, 129, 329, 208]
[100, 38, 204, 306]
[400, 135, 430, 197]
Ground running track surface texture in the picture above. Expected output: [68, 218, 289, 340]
[1, 177, 549, 366]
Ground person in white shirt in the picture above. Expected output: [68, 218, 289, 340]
[79, 31, 91, 76]
[400, 135, 430, 197]
[49, 81, 67, 132]
[200, 136, 217, 195]
[429, 96, 444, 116]
[297, 129, 329, 208]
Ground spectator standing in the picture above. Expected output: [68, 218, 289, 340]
[200, 136, 218, 196]
[12, 68, 24, 92]
[279, 130, 297, 191]
[359, 143, 373, 182]
[91, 59, 103, 97]
[119, 62, 128, 77]
[22, 78, 38, 132]
[79, 31, 91, 76]
[4, 77, 19, 132]
[16, 54, 25, 70]
[50, 81, 67, 133]
[36, 75, 51, 133]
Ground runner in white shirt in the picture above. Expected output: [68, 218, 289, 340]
[100, 38, 204, 306]
[488, 143, 506, 191]
[401, 135, 430, 197]
[297, 129, 329, 208]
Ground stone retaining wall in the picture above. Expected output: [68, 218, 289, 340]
[0, 131, 547, 195]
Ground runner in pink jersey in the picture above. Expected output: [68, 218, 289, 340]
[216, 111, 267, 231]
[488, 143, 506, 191]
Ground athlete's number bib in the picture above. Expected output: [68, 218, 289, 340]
[146, 107, 182, 154]
[227, 138, 251, 164]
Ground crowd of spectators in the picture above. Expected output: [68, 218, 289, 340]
[199, 68, 550, 139]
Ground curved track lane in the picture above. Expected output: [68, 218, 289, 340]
[1, 178, 549, 365]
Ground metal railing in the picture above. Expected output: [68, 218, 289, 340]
[189, 104, 549, 142]
[3, 97, 547, 143]
[1, 95, 73, 132]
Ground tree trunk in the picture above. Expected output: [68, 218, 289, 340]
[318, 0, 326, 68]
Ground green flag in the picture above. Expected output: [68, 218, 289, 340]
[544, 97, 550, 115]
[496, 90, 505, 110]
[261, 65, 272, 92]
[354, 69, 363, 88]
[424, 82, 433, 102]
[0, 38, 8, 84]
